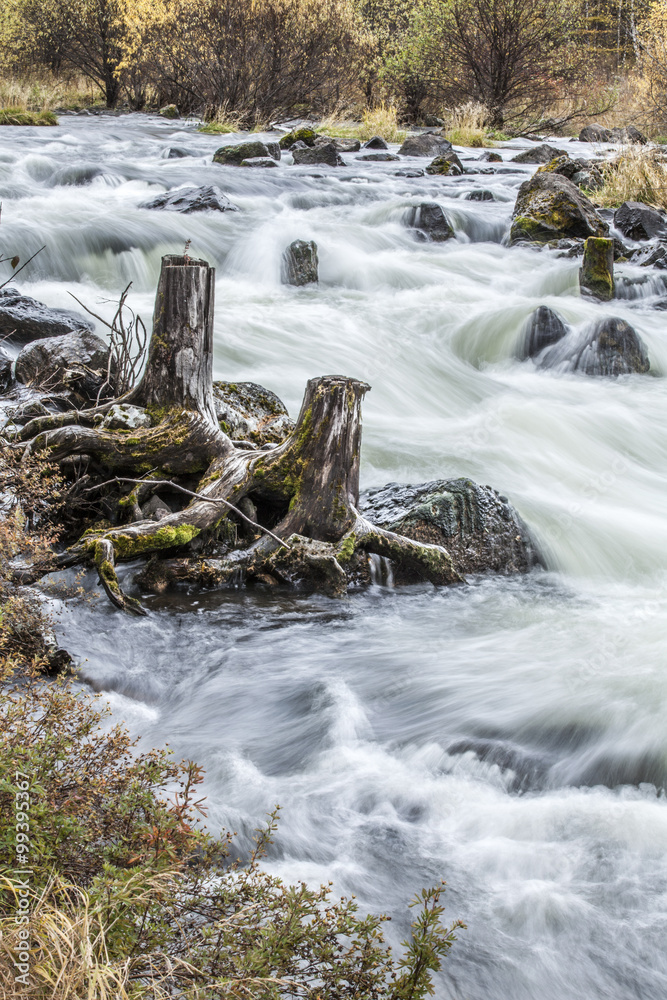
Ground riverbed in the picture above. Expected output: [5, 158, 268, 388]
[2, 114, 666, 999]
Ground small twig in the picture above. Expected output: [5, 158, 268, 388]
[85, 476, 292, 549]
[0, 245, 46, 290]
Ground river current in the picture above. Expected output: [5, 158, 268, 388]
[2, 115, 666, 998]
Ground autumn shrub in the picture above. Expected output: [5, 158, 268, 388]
[594, 143, 667, 207]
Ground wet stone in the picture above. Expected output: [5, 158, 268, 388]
[359, 478, 540, 576]
[363, 136, 389, 150]
[142, 185, 238, 213]
[0, 287, 93, 345]
[404, 202, 455, 242]
[240, 157, 279, 168]
[465, 190, 494, 201]
[282, 239, 318, 285]
[358, 152, 400, 162]
[212, 381, 294, 444]
[519, 306, 568, 359]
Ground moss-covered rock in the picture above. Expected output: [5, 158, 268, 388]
[425, 151, 463, 175]
[279, 127, 318, 149]
[509, 172, 608, 245]
[579, 237, 615, 301]
[213, 141, 272, 165]
[359, 479, 540, 576]
[158, 104, 179, 119]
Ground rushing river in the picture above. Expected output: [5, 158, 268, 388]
[2, 115, 667, 999]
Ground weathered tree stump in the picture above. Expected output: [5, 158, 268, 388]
[15, 255, 465, 612]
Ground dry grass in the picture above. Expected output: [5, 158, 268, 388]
[317, 103, 407, 142]
[0, 73, 100, 112]
[0, 108, 58, 125]
[594, 144, 667, 209]
[441, 101, 492, 147]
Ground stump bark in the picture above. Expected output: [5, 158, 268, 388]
[17, 255, 465, 612]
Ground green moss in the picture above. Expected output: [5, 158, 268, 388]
[579, 237, 614, 301]
[336, 533, 356, 565]
[113, 524, 201, 559]
[0, 108, 58, 126]
[279, 127, 317, 149]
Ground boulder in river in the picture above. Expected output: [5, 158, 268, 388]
[579, 237, 615, 301]
[628, 239, 667, 269]
[159, 104, 179, 119]
[610, 125, 647, 144]
[578, 123, 612, 142]
[212, 380, 294, 444]
[326, 137, 361, 152]
[398, 132, 454, 157]
[478, 150, 502, 163]
[509, 172, 608, 245]
[213, 140, 279, 165]
[279, 127, 318, 149]
[282, 240, 318, 286]
[426, 151, 463, 175]
[358, 152, 400, 162]
[292, 143, 343, 166]
[166, 147, 192, 159]
[511, 143, 567, 164]
[539, 317, 650, 376]
[14, 328, 111, 402]
[142, 185, 238, 213]
[363, 136, 389, 150]
[518, 305, 568, 359]
[0, 287, 93, 345]
[241, 157, 279, 168]
[465, 189, 494, 202]
[614, 201, 667, 241]
[404, 202, 455, 242]
[359, 478, 540, 576]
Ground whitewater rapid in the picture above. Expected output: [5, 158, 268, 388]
[1, 114, 666, 999]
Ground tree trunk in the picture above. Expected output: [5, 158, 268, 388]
[134, 255, 219, 432]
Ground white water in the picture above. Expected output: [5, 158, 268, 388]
[2, 116, 667, 998]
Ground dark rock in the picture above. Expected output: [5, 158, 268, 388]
[519, 306, 568, 358]
[142, 185, 238, 213]
[358, 152, 400, 162]
[279, 127, 318, 149]
[327, 137, 360, 152]
[540, 317, 650, 376]
[0, 346, 13, 393]
[425, 150, 464, 175]
[0, 287, 93, 345]
[212, 381, 294, 444]
[404, 202, 455, 242]
[610, 125, 647, 145]
[478, 150, 502, 162]
[289, 140, 308, 151]
[363, 136, 389, 150]
[159, 104, 179, 119]
[359, 478, 540, 576]
[579, 123, 612, 142]
[579, 237, 614, 301]
[14, 329, 111, 403]
[629, 239, 667, 269]
[166, 147, 192, 158]
[292, 143, 343, 167]
[265, 142, 281, 161]
[511, 143, 567, 164]
[398, 132, 454, 157]
[509, 172, 608, 245]
[240, 157, 279, 168]
[465, 189, 494, 201]
[614, 201, 667, 241]
[213, 140, 272, 165]
[282, 239, 318, 285]
[394, 168, 425, 178]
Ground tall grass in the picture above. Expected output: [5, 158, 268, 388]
[595, 145, 667, 209]
[0, 73, 101, 112]
[441, 101, 492, 147]
[317, 103, 406, 142]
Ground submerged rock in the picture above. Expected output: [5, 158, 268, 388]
[359, 478, 540, 576]
[14, 328, 111, 402]
[511, 143, 567, 164]
[539, 317, 650, 376]
[282, 240, 318, 285]
[518, 306, 568, 359]
[213, 140, 279, 165]
[292, 143, 343, 166]
[241, 156, 278, 168]
[212, 381, 294, 444]
[579, 237, 615, 301]
[629, 239, 667, 269]
[358, 152, 400, 162]
[0, 287, 93, 345]
[398, 132, 453, 157]
[614, 201, 667, 241]
[142, 185, 238, 213]
[326, 137, 361, 152]
[404, 202, 455, 242]
[465, 189, 494, 201]
[478, 150, 502, 163]
[509, 172, 608, 245]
